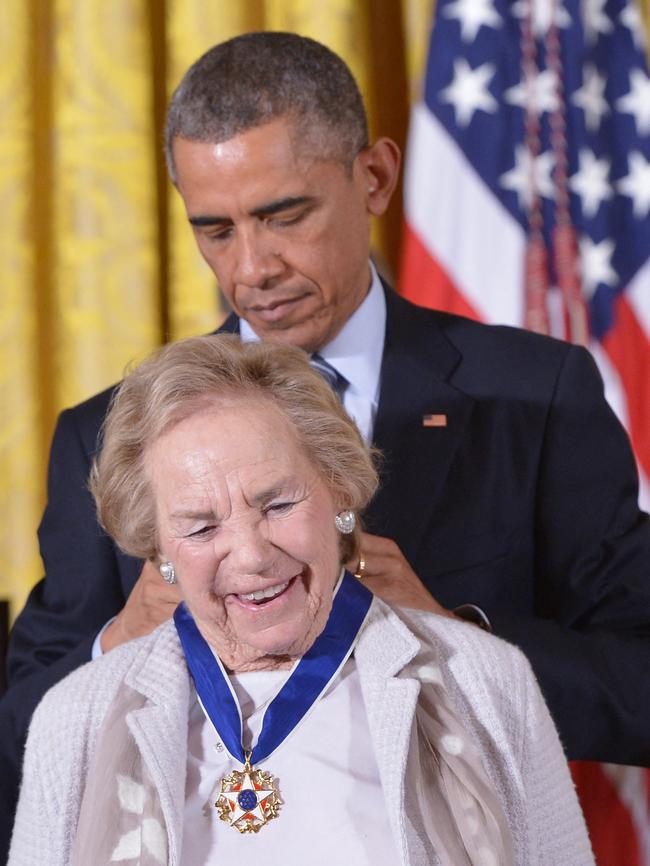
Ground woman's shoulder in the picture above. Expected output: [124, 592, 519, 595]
[359, 599, 539, 723]
[31, 619, 181, 731]
[362, 599, 532, 676]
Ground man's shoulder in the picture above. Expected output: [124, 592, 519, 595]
[389, 290, 571, 359]
[386, 290, 584, 397]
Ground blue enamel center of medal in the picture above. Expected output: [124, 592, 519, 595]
[238, 789, 258, 811]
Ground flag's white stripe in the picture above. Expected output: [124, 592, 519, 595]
[404, 103, 525, 326]
[603, 764, 650, 865]
[590, 342, 650, 512]
[627, 257, 650, 341]
[589, 342, 631, 431]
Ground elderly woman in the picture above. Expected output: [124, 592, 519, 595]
[9, 335, 593, 866]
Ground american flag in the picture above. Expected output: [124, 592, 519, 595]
[399, 0, 650, 862]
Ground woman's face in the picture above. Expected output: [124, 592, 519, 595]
[147, 397, 343, 671]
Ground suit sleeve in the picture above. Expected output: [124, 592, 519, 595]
[490, 344, 650, 765]
[7, 405, 130, 688]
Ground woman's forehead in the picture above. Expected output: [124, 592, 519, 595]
[147, 399, 316, 494]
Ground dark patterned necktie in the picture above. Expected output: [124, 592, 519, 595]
[310, 354, 348, 402]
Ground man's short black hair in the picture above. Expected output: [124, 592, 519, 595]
[165, 31, 369, 182]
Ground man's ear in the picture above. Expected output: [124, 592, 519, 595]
[357, 137, 402, 216]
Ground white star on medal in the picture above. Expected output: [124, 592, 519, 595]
[216, 754, 281, 833]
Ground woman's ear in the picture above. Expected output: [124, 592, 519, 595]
[357, 137, 402, 217]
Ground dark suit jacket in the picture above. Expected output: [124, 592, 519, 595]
[2, 289, 650, 852]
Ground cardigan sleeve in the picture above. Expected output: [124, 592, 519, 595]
[8, 697, 64, 866]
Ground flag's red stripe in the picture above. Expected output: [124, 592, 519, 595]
[601, 296, 650, 482]
[571, 762, 642, 866]
[398, 222, 482, 321]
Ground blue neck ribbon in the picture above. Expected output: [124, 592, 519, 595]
[174, 570, 373, 766]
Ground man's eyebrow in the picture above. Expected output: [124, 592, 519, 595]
[188, 196, 316, 228]
[251, 195, 316, 218]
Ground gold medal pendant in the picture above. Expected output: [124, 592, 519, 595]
[215, 753, 282, 833]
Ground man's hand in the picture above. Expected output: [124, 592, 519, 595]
[347, 532, 454, 617]
[100, 561, 182, 652]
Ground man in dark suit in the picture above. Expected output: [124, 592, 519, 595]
[2, 30, 650, 855]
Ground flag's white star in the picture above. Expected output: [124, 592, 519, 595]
[579, 236, 618, 297]
[616, 68, 650, 135]
[620, 2, 647, 52]
[499, 145, 555, 210]
[442, 0, 502, 42]
[511, 0, 571, 37]
[439, 58, 498, 126]
[582, 0, 614, 45]
[569, 149, 613, 218]
[571, 65, 609, 132]
[617, 151, 650, 219]
[505, 69, 559, 114]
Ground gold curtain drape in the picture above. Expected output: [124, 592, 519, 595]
[0, 0, 433, 618]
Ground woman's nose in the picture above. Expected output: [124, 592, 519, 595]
[221, 520, 275, 577]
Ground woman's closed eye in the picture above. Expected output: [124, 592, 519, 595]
[265, 501, 296, 515]
[187, 524, 218, 539]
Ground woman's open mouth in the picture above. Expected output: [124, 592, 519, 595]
[235, 576, 296, 606]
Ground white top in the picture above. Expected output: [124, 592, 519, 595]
[181, 658, 399, 865]
[240, 262, 386, 442]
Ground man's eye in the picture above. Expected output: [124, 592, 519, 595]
[269, 209, 309, 229]
[203, 227, 233, 242]
[274, 214, 302, 227]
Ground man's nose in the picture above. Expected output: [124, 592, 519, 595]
[232, 228, 285, 288]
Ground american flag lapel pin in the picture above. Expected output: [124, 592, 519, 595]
[422, 414, 447, 428]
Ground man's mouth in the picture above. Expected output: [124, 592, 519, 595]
[249, 295, 309, 323]
[237, 579, 292, 605]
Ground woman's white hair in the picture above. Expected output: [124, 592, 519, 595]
[90, 334, 379, 563]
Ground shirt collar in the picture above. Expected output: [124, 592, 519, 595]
[239, 262, 386, 404]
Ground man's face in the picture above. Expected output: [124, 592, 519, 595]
[172, 118, 376, 352]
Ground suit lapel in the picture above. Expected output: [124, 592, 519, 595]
[216, 312, 240, 335]
[367, 292, 475, 564]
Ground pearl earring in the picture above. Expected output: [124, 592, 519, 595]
[159, 562, 177, 585]
[334, 510, 356, 534]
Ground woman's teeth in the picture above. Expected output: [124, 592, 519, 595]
[239, 581, 289, 603]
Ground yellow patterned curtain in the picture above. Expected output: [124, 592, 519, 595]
[0, 0, 432, 618]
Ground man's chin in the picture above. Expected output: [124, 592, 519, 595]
[247, 317, 331, 353]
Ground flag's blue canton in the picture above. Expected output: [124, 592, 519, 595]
[425, 0, 650, 339]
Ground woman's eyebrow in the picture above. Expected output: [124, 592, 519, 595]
[169, 508, 217, 521]
[250, 480, 297, 507]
